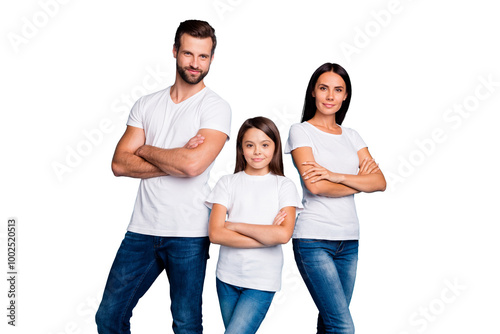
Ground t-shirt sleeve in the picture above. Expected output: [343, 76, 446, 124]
[205, 176, 230, 209]
[126, 98, 144, 129]
[285, 123, 313, 154]
[200, 94, 232, 139]
[279, 178, 304, 213]
[347, 128, 367, 151]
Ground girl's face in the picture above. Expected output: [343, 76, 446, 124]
[242, 128, 275, 175]
[312, 71, 348, 117]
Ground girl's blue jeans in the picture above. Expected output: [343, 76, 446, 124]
[216, 278, 275, 334]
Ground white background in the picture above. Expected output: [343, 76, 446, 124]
[1, 0, 499, 333]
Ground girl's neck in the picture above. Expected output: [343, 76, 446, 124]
[243, 167, 270, 176]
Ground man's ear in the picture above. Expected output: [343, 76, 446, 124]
[173, 44, 177, 58]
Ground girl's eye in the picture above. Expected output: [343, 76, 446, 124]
[246, 144, 253, 148]
[263, 144, 269, 148]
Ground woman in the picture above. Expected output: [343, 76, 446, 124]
[285, 63, 386, 333]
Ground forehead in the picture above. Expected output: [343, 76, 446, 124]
[178, 34, 213, 54]
[316, 71, 346, 87]
[243, 127, 273, 142]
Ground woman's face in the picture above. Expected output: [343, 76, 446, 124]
[312, 71, 348, 117]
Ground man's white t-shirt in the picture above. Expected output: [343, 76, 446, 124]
[126, 86, 231, 237]
[205, 171, 303, 292]
[285, 122, 367, 240]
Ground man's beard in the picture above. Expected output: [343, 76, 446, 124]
[176, 62, 209, 85]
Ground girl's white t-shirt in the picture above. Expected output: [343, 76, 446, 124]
[205, 171, 302, 292]
[285, 122, 367, 240]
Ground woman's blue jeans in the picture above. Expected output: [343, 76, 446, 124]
[95, 231, 210, 334]
[216, 278, 275, 334]
[293, 239, 359, 334]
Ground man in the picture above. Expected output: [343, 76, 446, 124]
[96, 20, 231, 334]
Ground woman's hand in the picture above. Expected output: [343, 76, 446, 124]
[358, 157, 380, 175]
[302, 161, 345, 183]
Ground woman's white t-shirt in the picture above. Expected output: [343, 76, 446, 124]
[285, 122, 367, 240]
[205, 171, 302, 292]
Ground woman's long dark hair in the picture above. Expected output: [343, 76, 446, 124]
[234, 117, 284, 176]
[301, 63, 352, 125]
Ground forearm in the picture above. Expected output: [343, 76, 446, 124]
[135, 145, 199, 177]
[228, 223, 292, 246]
[337, 173, 387, 193]
[230, 224, 288, 246]
[306, 180, 360, 198]
[112, 151, 167, 179]
[209, 227, 267, 248]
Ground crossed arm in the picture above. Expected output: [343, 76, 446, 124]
[291, 146, 386, 197]
[111, 125, 227, 179]
[208, 204, 296, 248]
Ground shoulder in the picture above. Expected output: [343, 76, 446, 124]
[201, 88, 231, 108]
[140, 86, 171, 104]
[341, 125, 364, 140]
[288, 122, 311, 138]
[217, 172, 241, 187]
[341, 125, 364, 136]
[275, 175, 297, 189]
[290, 122, 308, 131]
[341, 126, 367, 149]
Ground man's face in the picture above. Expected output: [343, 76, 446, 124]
[174, 34, 213, 85]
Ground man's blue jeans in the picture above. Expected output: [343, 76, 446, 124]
[215, 278, 275, 334]
[293, 239, 358, 334]
[95, 231, 210, 334]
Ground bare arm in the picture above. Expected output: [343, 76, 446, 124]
[302, 147, 386, 193]
[135, 128, 228, 177]
[224, 206, 296, 246]
[208, 204, 267, 248]
[111, 126, 168, 179]
[291, 147, 360, 197]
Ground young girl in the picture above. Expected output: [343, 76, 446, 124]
[206, 116, 302, 334]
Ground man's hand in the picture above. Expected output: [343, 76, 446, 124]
[184, 134, 205, 149]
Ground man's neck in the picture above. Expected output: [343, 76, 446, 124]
[170, 75, 206, 104]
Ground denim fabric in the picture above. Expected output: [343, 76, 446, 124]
[95, 231, 210, 334]
[215, 278, 275, 334]
[293, 239, 358, 334]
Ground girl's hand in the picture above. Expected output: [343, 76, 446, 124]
[272, 210, 287, 226]
[302, 161, 345, 183]
[183, 134, 205, 149]
[358, 157, 380, 175]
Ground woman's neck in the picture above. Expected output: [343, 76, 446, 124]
[308, 113, 341, 134]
